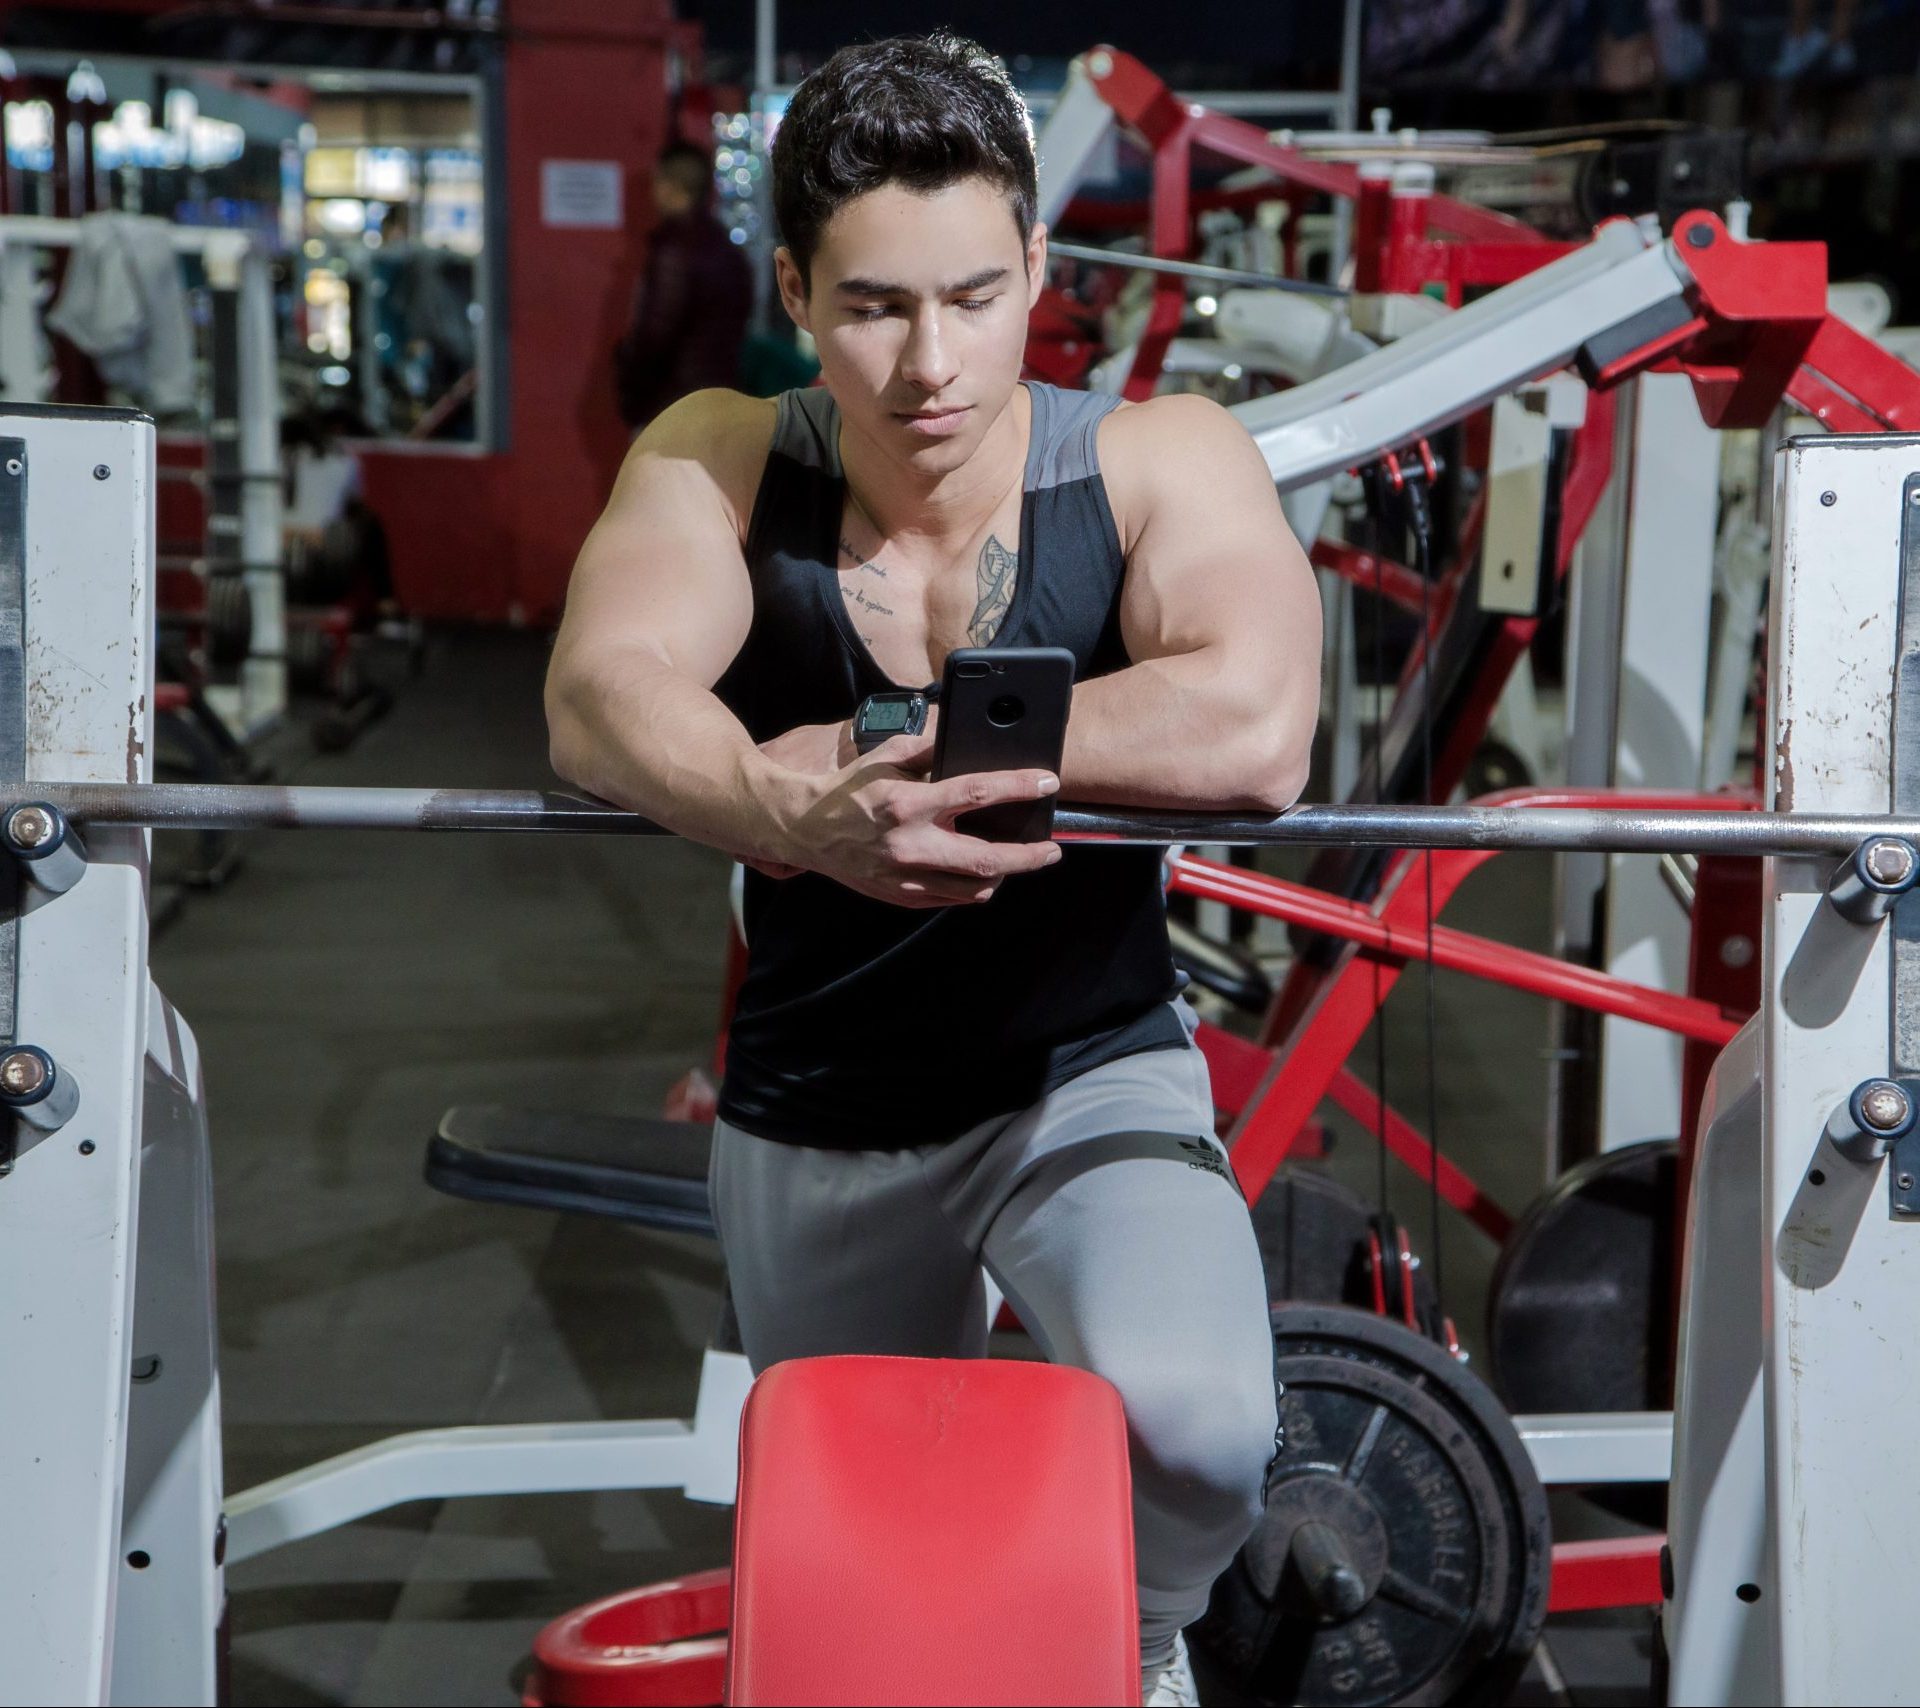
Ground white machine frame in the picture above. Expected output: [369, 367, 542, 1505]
[1663, 435, 1920, 1703]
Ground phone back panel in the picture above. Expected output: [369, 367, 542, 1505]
[933, 647, 1074, 842]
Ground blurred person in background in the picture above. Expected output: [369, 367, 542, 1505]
[615, 140, 753, 433]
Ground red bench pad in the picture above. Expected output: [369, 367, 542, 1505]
[728, 1356, 1139, 1707]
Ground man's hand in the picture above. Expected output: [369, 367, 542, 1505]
[740, 719, 854, 877]
[768, 727, 1061, 907]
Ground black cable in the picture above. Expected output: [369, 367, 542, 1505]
[1369, 524, 1390, 1222]
[1405, 477, 1445, 1323]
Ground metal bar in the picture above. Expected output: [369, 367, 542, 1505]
[14, 781, 1918, 857]
[1046, 239, 1349, 298]
[1233, 224, 1684, 490]
[225, 1418, 702, 1564]
[1172, 854, 1739, 1044]
[1516, 1410, 1673, 1484]
[1329, 0, 1362, 279]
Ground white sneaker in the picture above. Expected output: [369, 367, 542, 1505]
[1142, 1632, 1200, 1707]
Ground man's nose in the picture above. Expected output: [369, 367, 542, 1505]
[899, 309, 960, 394]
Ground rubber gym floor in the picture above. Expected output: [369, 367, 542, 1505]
[155, 630, 1651, 1705]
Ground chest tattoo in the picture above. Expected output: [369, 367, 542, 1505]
[836, 527, 1019, 654]
[969, 534, 1018, 646]
[837, 536, 895, 646]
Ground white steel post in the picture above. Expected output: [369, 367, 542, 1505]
[1596, 372, 1720, 1149]
[107, 996, 223, 1707]
[0, 408, 165, 1704]
[1676, 433, 1920, 1704]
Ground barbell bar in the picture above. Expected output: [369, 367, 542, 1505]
[9, 781, 1920, 858]
[1045, 240, 1351, 299]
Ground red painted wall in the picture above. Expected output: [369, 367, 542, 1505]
[360, 0, 679, 624]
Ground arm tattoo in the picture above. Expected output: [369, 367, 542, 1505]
[969, 534, 1018, 646]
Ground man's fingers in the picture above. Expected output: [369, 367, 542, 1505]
[890, 825, 1062, 880]
[892, 873, 1000, 907]
[924, 765, 1060, 821]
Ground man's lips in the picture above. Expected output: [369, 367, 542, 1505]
[894, 405, 971, 434]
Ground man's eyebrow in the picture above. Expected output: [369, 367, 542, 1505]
[835, 266, 1011, 297]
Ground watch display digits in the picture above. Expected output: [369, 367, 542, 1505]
[853, 690, 931, 754]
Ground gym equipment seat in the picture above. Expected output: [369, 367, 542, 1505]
[728, 1355, 1141, 1707]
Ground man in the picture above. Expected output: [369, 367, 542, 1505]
[615, 140, 752, 432]
[549, 34, 1320, 1705]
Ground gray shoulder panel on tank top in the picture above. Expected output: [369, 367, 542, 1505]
[1024, 382, 1122, 493]
[772, 387, 842, 476]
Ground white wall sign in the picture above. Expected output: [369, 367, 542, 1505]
[541, 160, 623, 229]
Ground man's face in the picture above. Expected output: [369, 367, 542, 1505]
[777, 177, 1045, 477]
[654, 174, 695, 219]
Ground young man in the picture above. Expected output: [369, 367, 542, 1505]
[548, 33, 1320, 1705]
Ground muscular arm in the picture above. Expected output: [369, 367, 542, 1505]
[1063, 394, 1320, 812]
[546, 391, 797, 865]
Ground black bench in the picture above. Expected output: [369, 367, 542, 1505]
[424, 1104, 716, 1238]
[1168, 916, 1274, 1014]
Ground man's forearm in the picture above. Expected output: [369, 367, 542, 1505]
[547, 648, 802, 863]
[1063, 650, 1313, 812]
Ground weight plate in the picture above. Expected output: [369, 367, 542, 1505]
[1250, 1173, 1438, 1330]
[1251, 1167, 1373, 1305]
[204, 574, 253, 670]
[1192, 1304, 1550, 1707]
[1486, 1138, 1678, 1415]
[285, 625, 333, 696]
[1463, 737, 1532, 802]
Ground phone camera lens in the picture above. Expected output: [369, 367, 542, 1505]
[987, 694, 1024, 726]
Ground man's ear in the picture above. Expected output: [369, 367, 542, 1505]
[1025, 221, 1049, 303]
[774, 247, 811, 334]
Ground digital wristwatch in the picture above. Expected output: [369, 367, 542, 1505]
[853, 688, 932, 754]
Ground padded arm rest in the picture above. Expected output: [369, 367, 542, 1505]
[424, 1104, 715, 1237]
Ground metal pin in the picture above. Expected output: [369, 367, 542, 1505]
[1827, 1079, 1914, 1163]
[1826, 836, 1919, 924]
[0, 1046, 79, 1135]
[5, 802, 86, 896]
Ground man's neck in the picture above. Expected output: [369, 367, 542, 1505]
[837, 384, 1030, 550]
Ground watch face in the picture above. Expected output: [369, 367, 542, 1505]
[865, 698, 913, 733]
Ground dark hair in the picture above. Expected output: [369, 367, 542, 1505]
[772, 32, 1037, 288]
[655, 140, 713, 206]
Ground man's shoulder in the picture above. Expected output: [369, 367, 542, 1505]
[1096, 393, 1260, 538]
[1099, 392, 1251, 467]
[630, 389, 778, 497]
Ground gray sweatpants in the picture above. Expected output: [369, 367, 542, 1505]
[709, 1001, 1278, 1666]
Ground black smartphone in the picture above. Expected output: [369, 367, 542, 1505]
[931, 646, 1075, 842]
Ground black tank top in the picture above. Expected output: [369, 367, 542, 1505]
[713, 382, 1184, 1147]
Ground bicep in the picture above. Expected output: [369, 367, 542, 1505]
[555, 406, 758, 690]
[1117, 400, 1318, 669]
